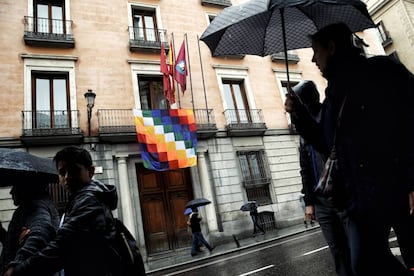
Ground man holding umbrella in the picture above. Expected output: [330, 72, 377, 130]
[187, 207, 214, 257]
[286, 22, 414, 275]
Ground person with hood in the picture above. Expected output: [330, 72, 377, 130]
[4, 146, 122, 276]
[285, 23, 414, 275]
[294, 80, 353, 276]
[0, 177, 59, 276]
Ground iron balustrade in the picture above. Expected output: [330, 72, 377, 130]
[223, 109, 265, 129]
[128, 27, 168, 48]
[193, 108, 216, 130]
[98, 109, 136, 133]
[98, 108, 217, 133]
[24, 16, 74, 40]
[22, 110, 80, 136]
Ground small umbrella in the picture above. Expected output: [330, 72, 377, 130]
[240, 201, 257, 212]
[200, 0, 375, 91]
[0, 148, 58, 186]
[185, 198, 211, 209]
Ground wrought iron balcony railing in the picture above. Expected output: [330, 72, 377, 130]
[129, 27, 168, 51]
[24, 16, 74, 47]
[194, 109, 217, 130]
[224, 109, 267, 136]
[224, 109, 266, 128]
[98, 109, 136, 134]
[98, 109, 217, 132]
[22, 110, 81, 136]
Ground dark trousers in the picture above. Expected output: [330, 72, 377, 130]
[191, 232, 212, 255]
[315, 202, 353, 276]
[346, 215, 409, 276]
[251, 215, 265, 234]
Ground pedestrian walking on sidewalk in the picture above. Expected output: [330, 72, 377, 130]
[285, 22, 414, 275]
[295, 80, 353, 276]
[250, 202, 265, 236]
[188, 208, 214, 257]
[4, 146, 123, 276]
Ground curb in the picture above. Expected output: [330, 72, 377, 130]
[146, 225, 319, 274]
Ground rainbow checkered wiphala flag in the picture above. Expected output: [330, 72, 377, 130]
[133, 109, 197, 171]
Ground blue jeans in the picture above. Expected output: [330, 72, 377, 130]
[191, 232, 212, 255]
[346, 215, 409, 275]
[315, 200, 352, 276]
[251, 215, 265, 234]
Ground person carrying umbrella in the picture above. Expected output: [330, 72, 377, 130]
[188, 207, 214, 257]
[286, 22, 414, 275]
[249, 202, 265, 236]
[294, 80, 353, 276]
[3, 146, 124, 276]
[0, 176, 60, 276]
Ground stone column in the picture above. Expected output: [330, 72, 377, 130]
[197, 150, 218, 232]
[116, 156, 135, 235]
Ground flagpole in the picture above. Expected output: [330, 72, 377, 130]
[197, 34, 209, 122]
[171, 32, 181, 108]
[185, 33, 195, 112]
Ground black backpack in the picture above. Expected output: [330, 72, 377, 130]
[112, 218, 146, 275]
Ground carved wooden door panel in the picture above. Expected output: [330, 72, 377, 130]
[136, 164, 193, 254]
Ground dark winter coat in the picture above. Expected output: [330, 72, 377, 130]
[189, 212, 202, 233]
[294, 54, 414, 218]
[12, 180, 121, 276]
[1, 194, 59, 275]
[299, 137, 327, 206]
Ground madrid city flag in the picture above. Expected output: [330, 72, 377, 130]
[134, 109, 197, 171]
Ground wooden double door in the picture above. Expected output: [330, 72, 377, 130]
[136, 164, 194, 255]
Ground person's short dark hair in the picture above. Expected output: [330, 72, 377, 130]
[309, 22, 360, 56]
[53, 146, 93, 168]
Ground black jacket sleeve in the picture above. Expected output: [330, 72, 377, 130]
[299, 138, 316, 206]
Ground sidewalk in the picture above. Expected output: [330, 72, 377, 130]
[145, 222, 319, 274]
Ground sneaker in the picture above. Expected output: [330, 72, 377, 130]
[209, 246, 215, 253]
[191, 253, 198, 257]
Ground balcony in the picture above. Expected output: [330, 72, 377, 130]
[271, 52, 300, 64]
[98, 108, 218, 143]
[224, 109, 267, 136]
[24, 16, 74, 48]
[201, 0, 232, 8]
[194, 109, 217, 139]
[21, 110, 82, 145]
[129, 27, 169, 53]
[98, 109, 137, 143]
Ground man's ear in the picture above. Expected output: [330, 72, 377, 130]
[88, 166, 95, 178]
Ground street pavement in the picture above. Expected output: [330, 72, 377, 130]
[145, 222, 316, 274]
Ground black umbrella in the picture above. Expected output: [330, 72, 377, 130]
[0, 148, 58, 186]
[240, 201, 257, 212]
[185, 198, 211, 209]
[200, 0, 375, 90]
